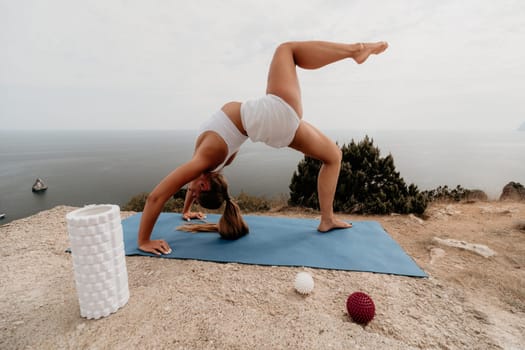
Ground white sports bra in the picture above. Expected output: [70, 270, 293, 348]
[198, 109, 248, 172]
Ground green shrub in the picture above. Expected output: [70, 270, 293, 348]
[289, 136, 428, 215]
[423, 185, 487, 202]
[122, 191, 186, 212]
[235, 191, 271, 212]
[122, 192, 149, 212]
[123, 188, 271, 213]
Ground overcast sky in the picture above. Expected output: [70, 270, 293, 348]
[1, 0, 524, 131]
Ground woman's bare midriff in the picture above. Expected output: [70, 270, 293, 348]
[221, 102, 247, 136]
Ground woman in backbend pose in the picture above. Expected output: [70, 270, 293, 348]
[138, 40, 388, 255]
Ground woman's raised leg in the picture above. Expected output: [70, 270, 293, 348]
[266, 41, 388, 117]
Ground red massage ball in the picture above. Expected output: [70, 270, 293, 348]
[346, 292, 375, 324]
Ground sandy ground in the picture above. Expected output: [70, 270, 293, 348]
[1, 201, 524, 350]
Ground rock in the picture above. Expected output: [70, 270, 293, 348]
[426, 205, 461, 220]
[444, 205, 461, 216]
[32, 178, 48, 193]
[429, 247, 446, 264]
[464, 189, 488, 202]
[499, 182, 525, 201]
[409, 214, 424, 225]
[513, 220, 525, 231]
[480, 205, 518, 215]
[433, 237, 495, 258]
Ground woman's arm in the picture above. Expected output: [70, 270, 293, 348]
[137, 158, 209, 255]
[181, 184, 206, 220]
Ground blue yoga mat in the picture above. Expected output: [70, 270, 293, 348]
[121, 213, 427, 277]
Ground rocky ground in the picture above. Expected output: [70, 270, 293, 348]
[1, 201, 524, 349]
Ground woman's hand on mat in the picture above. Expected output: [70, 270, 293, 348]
[138, 239, 172, 256]
[182, 211, 206, 221]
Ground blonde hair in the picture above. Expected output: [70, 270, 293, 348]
[177, 173, 249, 240]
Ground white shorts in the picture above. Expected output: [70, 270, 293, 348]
[240, 94, 300, 148]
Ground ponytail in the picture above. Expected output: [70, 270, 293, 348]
[177, 174, 249, 240]
[217, 197, 249, 239]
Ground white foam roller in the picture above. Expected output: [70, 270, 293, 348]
[107, 218, 122, 231]
[69, 232, 109, 246]
[118, 288, 130, 308]
[111, 226, 124, 247]
[71, 254, 92, 266]
[111, 241, 125, 255]
[80, 298, 119, 312]
[73, 260, 113, 274]
[79, 289, 118, 304]
[113, 250, 125, 262]
[68, 223, 111, 237]
[66, 204, 129, 320]
[72, 250, 126, 268]
[70, 240, 113, 257]
[68, 219, 122, 237]
[73, 249, 117, 265]
[79, 290, 118, 303]
[115, 259, 127, 272]
[74, 270, 113, 284]
[66, 204, 120, 227]
[77, 266, 124, 282]
[73, 259, 126, 276]
[116, 270, 128, 287]
[76, 280, 115, 293]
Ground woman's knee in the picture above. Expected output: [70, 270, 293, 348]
[276, 41, 293, 51]
[273, 42, 296, 59]
[146, 190, 163, 207]
[315, 143, 342, 166]
[328, 145, 342, 165]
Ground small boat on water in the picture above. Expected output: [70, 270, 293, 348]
[0, 213, 5, 220]
[32, 178, 48, 193]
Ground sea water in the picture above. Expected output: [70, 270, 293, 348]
[0, 129, 524, 224]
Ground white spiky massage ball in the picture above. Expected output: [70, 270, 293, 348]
[294, 272, 314, 295]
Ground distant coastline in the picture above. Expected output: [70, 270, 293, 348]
[1, 129, 525, 224]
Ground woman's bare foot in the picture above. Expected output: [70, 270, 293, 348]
[353, 41, 388, 64]
[318, 217, 352, 232]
